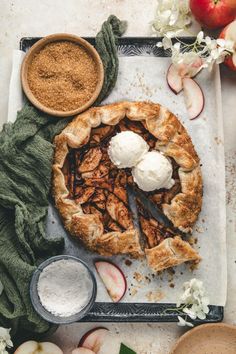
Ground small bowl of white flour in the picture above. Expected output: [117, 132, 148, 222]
[30, 255, 97, 324]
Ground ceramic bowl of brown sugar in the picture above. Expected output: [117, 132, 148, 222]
[21, 33, 104, 117]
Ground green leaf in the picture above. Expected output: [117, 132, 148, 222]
[119, 343, 136, 354]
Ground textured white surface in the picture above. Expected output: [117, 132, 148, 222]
[1, 1, 236, 353]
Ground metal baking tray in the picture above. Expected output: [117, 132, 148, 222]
[20, 36, 224, 323]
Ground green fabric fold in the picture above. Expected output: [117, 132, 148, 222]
[95, 15, 127, 102]
[0, 106, 70, 335]
[0, 15, 126, 336]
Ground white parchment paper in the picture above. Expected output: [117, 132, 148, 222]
[47, 56, 227, 306]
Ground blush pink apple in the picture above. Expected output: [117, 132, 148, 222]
[79, 327, 109, 353]
[190, 0, 236, 29]
[219, 19, 236, 70]
[14, 341, 63, 354]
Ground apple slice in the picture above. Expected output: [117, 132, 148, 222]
[72, 349, 95, 354]
[14, 341, 63, 354]
[79, 327, 109, 353]
[166, 64, 183, 94]
[95, 260, 127, 302]
[166, 59, 203, 95]
[177, 57, 203, 78]
[183, 78, 204, 120]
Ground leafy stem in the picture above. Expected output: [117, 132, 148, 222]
[162, 304, 186, 315]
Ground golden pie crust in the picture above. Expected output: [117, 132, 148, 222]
[52, 101, 202, 271]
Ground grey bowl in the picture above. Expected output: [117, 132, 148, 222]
[30, 255, 97, 324]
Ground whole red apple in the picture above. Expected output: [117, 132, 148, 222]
[219, 20, 236, 70]
[190, 0, 236, 29]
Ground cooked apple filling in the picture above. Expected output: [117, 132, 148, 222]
[62, 119, 181, 250]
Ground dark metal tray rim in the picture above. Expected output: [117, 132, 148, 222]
[20, 36, 224, 323]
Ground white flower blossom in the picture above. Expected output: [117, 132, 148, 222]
[157, 32, 234, 73]
[200, 35, 234, 70]
[162, 36, 172, 50]
[205, 36, 212, 46]
[0, 328, 13, 354]
[151, 0, 192, 38]
[176, 278, 210, 327]
[196, 31, 204, 44]
[216, 38, 227, 47]
[177, 315, 194, 328]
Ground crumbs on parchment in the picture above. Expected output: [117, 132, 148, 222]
[133, 272, 144, 283]
[146, 290, 165, 302]
[188, 261, 200, 272]
[214, 136, 223, 145]
[130, 288, 138, 297]
[226, 150, 236, 212]
[125, 259, 132, 267]
[188, 236, 198, 245]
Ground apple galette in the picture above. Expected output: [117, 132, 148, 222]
[53, 101, 202, 271]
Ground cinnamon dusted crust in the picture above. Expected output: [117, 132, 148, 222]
[52, 101, 202, 271]
[145, 236, 201, 272]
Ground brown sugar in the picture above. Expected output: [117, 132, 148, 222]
[27, 41, 99, 112]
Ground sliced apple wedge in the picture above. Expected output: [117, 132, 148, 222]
[166, 58, 203, 95]
[95, 261, 127, 302]
[72, 348, 95, 354]
[183, 78, 204, 120]
[79, 327, 109, 353]
[14, 341, 63, 354]
[177, 57, 203, 78]
[166, 64, 183, 94]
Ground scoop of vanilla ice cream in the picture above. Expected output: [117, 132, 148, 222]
[108, 131, 149, 168]
[132, 151, 175, 192]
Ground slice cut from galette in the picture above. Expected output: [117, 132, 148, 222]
[53, 101, 202, 271]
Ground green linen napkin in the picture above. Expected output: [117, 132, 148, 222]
[0, 15, 126, 336]
[0, 106, 70, 336]
[95, 15, 127, 102]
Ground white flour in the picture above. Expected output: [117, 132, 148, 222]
[37, 259, 93, 317]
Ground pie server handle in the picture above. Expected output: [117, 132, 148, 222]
[130, 185, 188, 238]
[126, 185, 146, 249]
